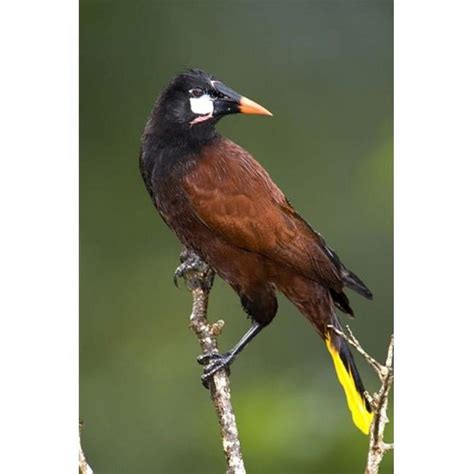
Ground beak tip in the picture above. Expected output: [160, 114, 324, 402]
[239, 96, 273, 117]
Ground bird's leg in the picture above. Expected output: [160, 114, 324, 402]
[198, 320, 263, 388]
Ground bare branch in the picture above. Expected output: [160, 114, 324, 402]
[177, 249, 246, 474]
[365, 334, 394, 474]
[79, 421, 94, 474]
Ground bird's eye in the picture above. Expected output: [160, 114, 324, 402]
[189, 88, 204, 98]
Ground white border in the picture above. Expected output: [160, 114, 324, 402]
[0, 1, 78, 472]
[1, 1, 473, 472]
[396, 1, 474, 472]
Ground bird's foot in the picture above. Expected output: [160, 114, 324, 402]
[173, 249, 213, 289]
[198, 352, 233, 389]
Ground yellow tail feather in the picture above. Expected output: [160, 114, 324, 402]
[325, 339, 373, 435]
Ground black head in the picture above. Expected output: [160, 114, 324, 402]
[149, 69, 272, 141]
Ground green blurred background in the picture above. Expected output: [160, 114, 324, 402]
[80, 1, 393, 473]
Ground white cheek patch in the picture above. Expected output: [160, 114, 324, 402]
[189, 94, 214, 115]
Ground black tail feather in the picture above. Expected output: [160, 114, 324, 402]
[342, 268, 373, 300]
[330, 289, 354, 317]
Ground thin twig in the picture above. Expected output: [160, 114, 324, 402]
[328, 325, 394, 474]
[178, 250, 246, 474]
[328, 325, 385, 377]
[365, 334, 394, 474]
[79, 421, 94, 474]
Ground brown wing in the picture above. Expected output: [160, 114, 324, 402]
[182, 138, 344, 291]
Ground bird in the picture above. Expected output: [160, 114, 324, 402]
[139, 69, 374, 435]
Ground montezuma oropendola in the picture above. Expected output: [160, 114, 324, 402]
[139, 69, 374, 434]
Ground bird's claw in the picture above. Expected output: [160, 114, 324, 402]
[197, 352, 223, 365]
[199, 352, 233, 389]
[173, 252, 206, 287]
[173, 265, 185, 287]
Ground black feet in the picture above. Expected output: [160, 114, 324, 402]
[197, 352, 233, 389]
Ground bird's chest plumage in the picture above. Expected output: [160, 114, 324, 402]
[151, 154, 193, 219]
[142, 141, 213, 248]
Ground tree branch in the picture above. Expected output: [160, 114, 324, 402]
[329, 325, 394, 474]
[176, 249, 246, 474]
[79, 421, 94, 474]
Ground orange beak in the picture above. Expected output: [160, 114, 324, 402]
[239, 96, 273, 116]
[211, 80, 273, 118]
